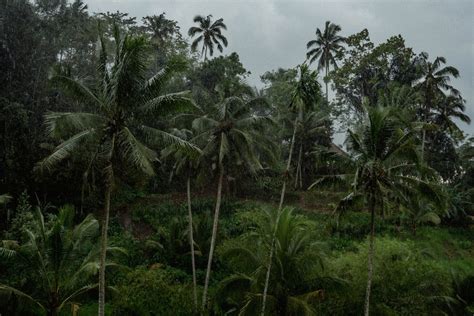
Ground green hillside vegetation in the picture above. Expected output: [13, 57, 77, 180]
[0, 1, 473, 315]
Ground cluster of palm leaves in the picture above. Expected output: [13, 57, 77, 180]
[0, 205, 122, 316]
[218, 207, 329, 315]
[188, 15, 228, 61]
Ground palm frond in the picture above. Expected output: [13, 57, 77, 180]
[117, 127, 157, 176]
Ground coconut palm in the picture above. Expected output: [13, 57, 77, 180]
[188, 15, 228, 60]
[289, 64, 324, 189]
[218, 207, 329, 315]
[0, 205, 117, 316]
[37, 27, 196, 316]
[415, 53, 460, 157]
[162, 128, 202, 310]
[434, 94, 471, 135]
[306, 21, 345, 103]
[192, 96, 275, 309]
[310, 105, 443, 315]
[398, 190, 442, 235]
[260, 64, 323, 315]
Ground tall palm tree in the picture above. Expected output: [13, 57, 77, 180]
[192, 96, 274, 310]
[306, 21, 345, 103]
[289, 64, 323, 189]
[188, 15, 228, 60]
[0, 205, 114, 316]
[218, 207, 328, 315]
[261, 63, 323, 315]
[38, 27, 196, 316]
[162, 128, 202, 311]
[415, 52, 460, 157]
[311, 105, 441, 315]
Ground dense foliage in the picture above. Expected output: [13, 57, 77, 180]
[0, 1, 472, 315]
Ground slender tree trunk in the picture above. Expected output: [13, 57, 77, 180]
[325, 64, 329, 105]
[421, 129, 426, 160]
[294, 144, 303, 190]
[364, 194, 376, 316]
[299, 145, 303, 189]
[421, 93, 431, 161]
[261, 117, 298, 316]
[201, 164, 224, 310]
[98, 176, 112, 316]
[98, 136, 115, 316]
[187, 176, 198, 310]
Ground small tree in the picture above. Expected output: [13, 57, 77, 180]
[0, 206, 112, 316]
[219, 207, 328, 315]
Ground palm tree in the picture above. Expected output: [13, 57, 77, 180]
[306, 21, 345, 103]
[162, 128, 202, 310]
[289, 64, 324, 189]
[0, 205, 115, 316]
[261, 63, 323, 315]
[311, 105, 441, 315]
[434, 94, 471, 135]
[192, 96, 274, 309]
[218, 207, 329, 315]
[415, 52, 460, 157]
[398, 190, 442, 235]
[188, 15, 228, 60]
[38, 28, 196, 316]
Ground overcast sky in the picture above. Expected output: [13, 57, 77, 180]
[86, 0, 473, 137]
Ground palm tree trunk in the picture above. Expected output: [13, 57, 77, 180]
[201, 163, 224, 310]
[98, 135, 115, 316]
[421, 129, 426, 160]
[298, 144, 303, 189]
[364, 194, 376, 316]
[325, 64, 329, 105]
[187, 175, 198, 310]
[98, 176, 112, 316]
[261, 117, 298, 316]
[294, 144, 303, 190]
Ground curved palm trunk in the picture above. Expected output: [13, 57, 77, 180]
[364, 194, 376, 316]
[261, 118, 298, 316]
[187, 176, 198, 310]
[201, 164, 224, 310]
[98, 136, 115, 316]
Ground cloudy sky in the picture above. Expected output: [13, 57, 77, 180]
[86, 0, 473, 137]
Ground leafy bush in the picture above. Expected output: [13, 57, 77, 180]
[113, 267, 195, 316]
[322, 237, 452, 315]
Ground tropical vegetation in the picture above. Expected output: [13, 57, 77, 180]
[0, 1, 472, 315]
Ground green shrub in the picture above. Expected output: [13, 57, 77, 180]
[322, 237, 452, 315]
[112, 267, 195, 316]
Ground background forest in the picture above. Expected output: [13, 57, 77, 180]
[0, 0, 473, 315]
